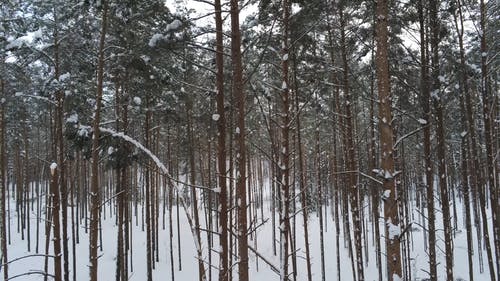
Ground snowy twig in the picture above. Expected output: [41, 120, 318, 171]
[397, 222, 413, 241]
[247, 244, 292, 281]
[199, 227, 220, 236]
[98, 190, 126, 209]
[331, 170, 383, 185]
[2, 254, 57, 267]
[358, 171, 384, 185]
[246, 219, 269, 236]
[292, 207, 305, 218]
[13, 93, 56, 105]
[393, 125, 429, 149]
[167, 175, 218, 193]
[226, 228, 291, 280]
[7, 270, 56, 280]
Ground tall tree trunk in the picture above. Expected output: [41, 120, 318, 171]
[90, 2, 108, 280]
[418, 1, 437, 279]
[459, 91, 475, 281]
[22, 116, 30, 252]
[332, 82, 342, 281]
[368, 10, 382, 281]
[375, 0, 402, 280]
[455, 2, 484, 273]
[53, 8, 70, 280]
[121, 82, 130, 281]
[230, 0, 249, 280]
[479, 2, 500, 277]
[167, 129, 175, 281]
[214, 0, 228, 279]
[315, 111, 325, 281]
[453, 2, 475, 279]
[324, 9, 342, 279]
[45, 109, 57, 281]
[50, 163, 62, 281]
[429, 0, 454, 279]
[279, 1, 291, 280]
[338, 3, 363, 280]
[145, 101, 153, 281]
[114, 82, 128, 281]
[0, 79, 8, 281]
[43, 174, 53, 281]
[227, 106, 234, 281]
[292, 59, 312, 281]
[186, 97, 206, 281]
[69, 160, 77, 281]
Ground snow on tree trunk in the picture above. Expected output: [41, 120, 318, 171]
[230, 0, 249, 280]
[89, 3, 108, 281]
[375, 0, 402, 279]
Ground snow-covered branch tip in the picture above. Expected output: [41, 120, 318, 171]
[2, 254, 57, 267]
[393, 124, 429, 149]
[99, 127, 168, 174]
[7, 271, 56, 280]
[372, 169, 402, 181]
[103, 126, 217, 193]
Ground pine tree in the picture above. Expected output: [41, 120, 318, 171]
[418, 1, 437, 279]
[429, 0, 454, 279]
[230, 0, 249, 280]
[214, 0, 228, 280]
[375, 0, 402, 279]
[89, 2, 108, 281]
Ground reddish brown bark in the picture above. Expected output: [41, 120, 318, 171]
[0, 79, 7, 281]
[375, 0, 402, 279]
[418, 1, 437, 279]
[214, 0, 228, 280]
[230, 0, 249, 280]
[90, 2, 108, 281]
[338, 3, 363, 280]
[429, 0, 454, 279]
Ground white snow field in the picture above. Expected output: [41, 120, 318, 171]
[1, 179, 495, 281]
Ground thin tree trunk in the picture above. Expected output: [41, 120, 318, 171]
[0, 79, 8, 281]
[89, 2, 108, 280]
[121, 83, 130, 281]
[418, 1, 437, 279]
[429, 0, 454, 279]
[186, 97, 206, 281]
[167, 130, 175, 281]
[50, 163, 62, 281]
[324, 9, 342, 279]
[176, 127, 182, 272]
[52, 8, 69, 281]
[279, 1, 291, 280]
[69, 161, 77, 281]
[460, 94, 475, 281]
[214, 0, 228, 279]
[338, 3, 363, 280]
[114, 82, 125, 281]
[145, 104, 153, 281]
[315, 111, 325, 281]
[21, 119, 30, 253]
[332, 85, 342, 281]
[479, 2, 500, 278]
[368, 15, 382, 280]
[43, 177, 53, 281]
[453, 2, 474, 279]
[292, 59, 312, 281]
[230, 0, 249, 279]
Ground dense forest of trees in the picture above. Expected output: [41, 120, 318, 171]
[0, 0, 499, 280]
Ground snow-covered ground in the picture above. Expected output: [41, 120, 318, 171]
[1, 180, 495, 281]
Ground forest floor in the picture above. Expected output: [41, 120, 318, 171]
[2, 181, 495, 281]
